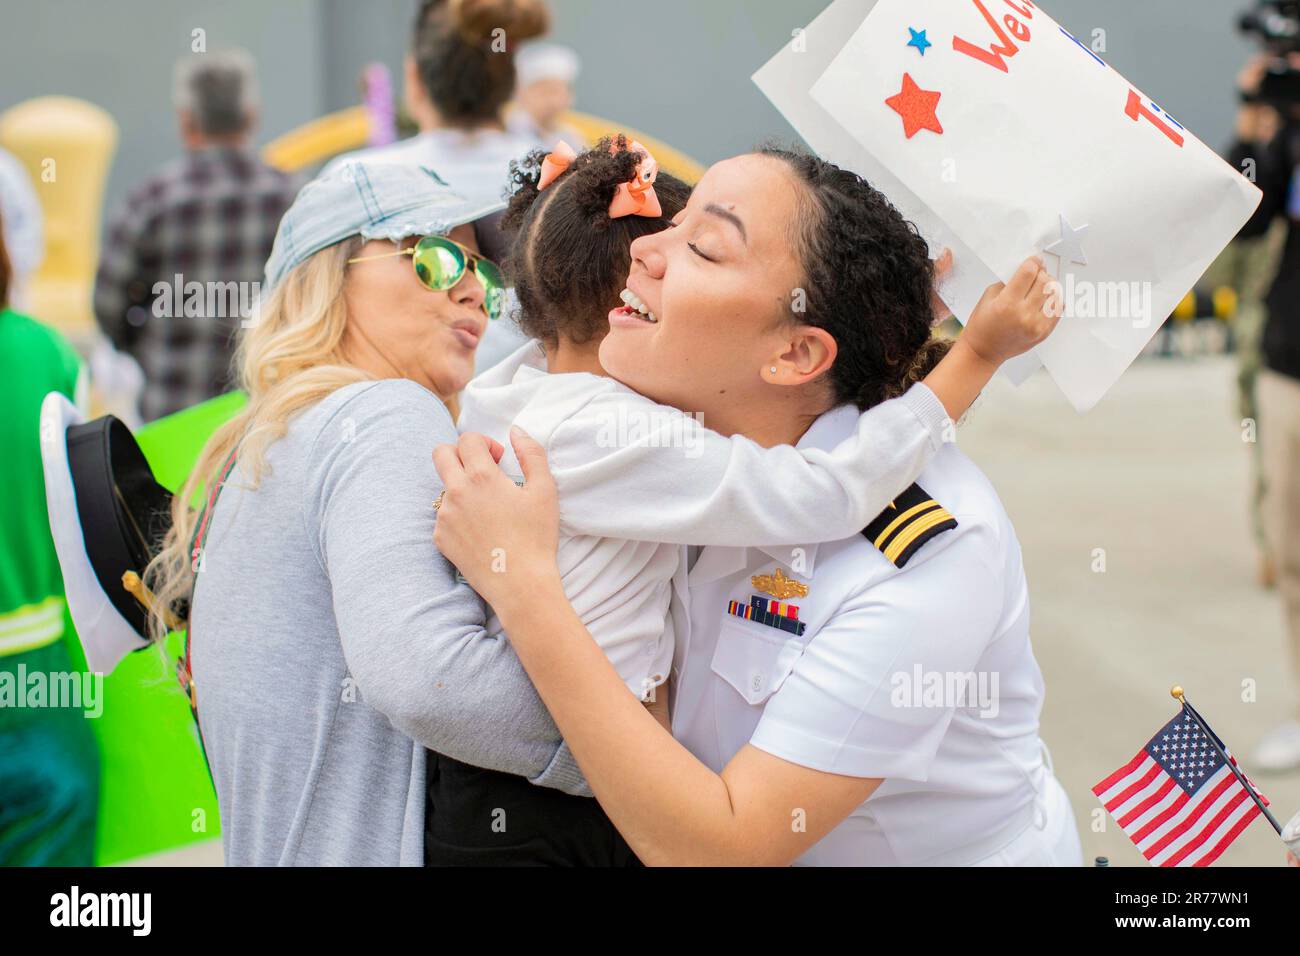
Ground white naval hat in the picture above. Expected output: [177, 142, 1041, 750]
[515, 42, 581, 88]
[39, 392, 174, 674]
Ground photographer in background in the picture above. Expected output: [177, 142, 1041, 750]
[1230, 11, 1300, 768]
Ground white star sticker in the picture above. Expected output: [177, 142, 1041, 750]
[1045, 214, 1090, 266]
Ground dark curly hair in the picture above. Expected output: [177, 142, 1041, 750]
[760, 146, 948, 411]
[413, 0, 550, 128]
[501, 135, 693, 347]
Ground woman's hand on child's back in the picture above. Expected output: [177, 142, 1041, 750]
[431, 428, 562, 613]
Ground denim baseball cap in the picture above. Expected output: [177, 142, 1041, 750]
[264, 161, 507, 291]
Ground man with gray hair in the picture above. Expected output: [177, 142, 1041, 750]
[94, 50, 299, 420]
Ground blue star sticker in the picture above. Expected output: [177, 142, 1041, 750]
[907, 27, 932, 56]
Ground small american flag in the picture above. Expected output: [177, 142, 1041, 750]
[1093, 706, 1270, 867]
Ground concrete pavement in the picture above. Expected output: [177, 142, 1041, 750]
[961, 355, 1298, 867]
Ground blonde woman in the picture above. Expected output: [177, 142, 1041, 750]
[143, 163, 588, 866]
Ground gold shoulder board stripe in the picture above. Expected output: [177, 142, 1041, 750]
[862, 482, 958, 569]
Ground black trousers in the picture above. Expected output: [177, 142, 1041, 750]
[424, 751, 643, 867]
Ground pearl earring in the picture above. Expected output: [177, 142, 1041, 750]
[770, 367, 778, 374]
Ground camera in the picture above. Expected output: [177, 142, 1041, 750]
[1240, 0, 1300, 52]
[1240, 1, 1300, 106]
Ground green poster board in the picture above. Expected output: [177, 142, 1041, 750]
[83, 392, 245, 865]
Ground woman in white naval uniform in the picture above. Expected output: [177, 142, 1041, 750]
[674, 409, 1076, 866]
[432, 148, 1083, 866]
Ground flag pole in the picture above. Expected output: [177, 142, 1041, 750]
[1170, 686, 1283, 836]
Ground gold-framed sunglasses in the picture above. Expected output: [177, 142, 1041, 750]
[348, 235, 505, 320]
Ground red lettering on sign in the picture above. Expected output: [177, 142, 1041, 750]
[1005, 15, 1031, 42]
[1124, 89, 1185, 148]
[953, 0, 1035, 73]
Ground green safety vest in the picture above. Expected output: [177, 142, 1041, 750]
[0, 308, 84, 656]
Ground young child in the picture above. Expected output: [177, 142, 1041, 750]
[433, 136, 1049, 864]
[459, 134, 1040, 699]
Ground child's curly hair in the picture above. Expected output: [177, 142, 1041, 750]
[501, 135, 692, 348]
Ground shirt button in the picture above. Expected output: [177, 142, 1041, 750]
[751, 674, 763, 693]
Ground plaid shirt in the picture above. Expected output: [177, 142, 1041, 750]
[93, 146, 298, 421]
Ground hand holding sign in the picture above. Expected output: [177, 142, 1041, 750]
[962, 256, 1064, 367]
[759, 0, 1262, 410]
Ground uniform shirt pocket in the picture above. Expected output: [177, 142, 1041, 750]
[710, 619, 809, 706]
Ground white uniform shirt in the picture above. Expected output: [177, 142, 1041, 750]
[458, 342, 951, 698]
[672, 405, 1054, 866]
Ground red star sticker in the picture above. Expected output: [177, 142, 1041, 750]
[885, 72, 943, 139]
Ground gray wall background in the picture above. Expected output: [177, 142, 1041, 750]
[0, 0, 1260, 221]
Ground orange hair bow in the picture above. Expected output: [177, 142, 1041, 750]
[537, 140, 577, 191]
[608, 139, 662, 220]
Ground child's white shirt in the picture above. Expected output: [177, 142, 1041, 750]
[458, 341, 951, 699]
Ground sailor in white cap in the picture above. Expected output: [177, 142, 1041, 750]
[507, 42, 587, 151]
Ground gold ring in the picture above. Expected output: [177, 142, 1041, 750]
[433, 491, 446, 512]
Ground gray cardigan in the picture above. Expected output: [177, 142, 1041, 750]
[190, 379, 587, 866]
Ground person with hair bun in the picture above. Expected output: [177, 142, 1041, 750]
[433, 148, 1082, 867]
[324, 0, 547, 208]
[323, 0, 553, 373]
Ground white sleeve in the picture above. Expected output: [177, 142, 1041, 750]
[546, 383, 950, 546]
[749, 523, 1002, 783]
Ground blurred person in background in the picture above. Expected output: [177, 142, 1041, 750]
[324, 0, 548, 205]
[325, 0, 553, 378]
[0, 210, 98, 866]
[93, 49, 298, 422]
[0, 146, 44, 312]
[507, 42, 586, 150]
[1201, 199, 1285, 588]
[1231, 49, 1300, 771]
